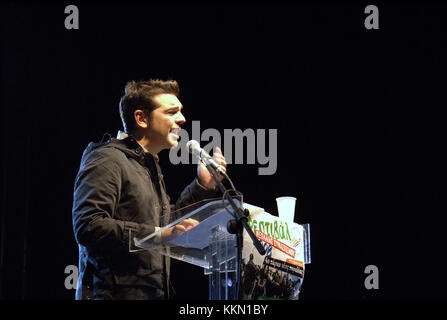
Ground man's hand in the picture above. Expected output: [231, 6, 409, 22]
[160, 218, 199, 242]
[197, 146, 227, 190]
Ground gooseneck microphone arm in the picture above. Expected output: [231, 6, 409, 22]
[187, 140, 266, 256]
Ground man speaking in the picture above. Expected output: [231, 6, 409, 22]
[72, 79, 227, 300]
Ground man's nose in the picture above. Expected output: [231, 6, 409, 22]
[176, 112, 186, 124]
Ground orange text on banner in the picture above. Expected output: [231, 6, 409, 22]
[255, 230, 295, 258]
[286, 259, 304, 268]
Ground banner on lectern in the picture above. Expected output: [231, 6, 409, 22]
[241, 203, 308, 300]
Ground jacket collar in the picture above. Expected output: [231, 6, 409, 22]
[116, 131, 149, 152]
[116, 131, 159, 163]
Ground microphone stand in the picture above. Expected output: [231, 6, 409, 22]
[202, 161, 266, 300]
[203, 162, 266, 256]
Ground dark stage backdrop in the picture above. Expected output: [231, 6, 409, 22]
[1, 3, 445, 300]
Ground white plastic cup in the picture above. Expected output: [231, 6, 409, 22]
[276, 196, 297, 223]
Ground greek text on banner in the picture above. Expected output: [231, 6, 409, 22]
[255, 230, 295, 258]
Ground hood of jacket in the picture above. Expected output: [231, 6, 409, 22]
[83, 132, 158, 166]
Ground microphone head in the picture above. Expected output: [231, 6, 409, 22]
[186, 140, 201, 156]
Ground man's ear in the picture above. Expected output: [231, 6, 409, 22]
[134, 109, 149, 129]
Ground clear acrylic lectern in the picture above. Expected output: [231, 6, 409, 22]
[132, 198, 241, 300]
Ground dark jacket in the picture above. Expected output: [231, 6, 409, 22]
[72, 133, 217, 300]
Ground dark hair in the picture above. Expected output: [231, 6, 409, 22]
[119, 79, 180, 134]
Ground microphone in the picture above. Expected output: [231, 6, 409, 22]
[186, 140, 225, 175]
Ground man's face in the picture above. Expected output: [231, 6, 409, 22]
[146, 93, 185, 152]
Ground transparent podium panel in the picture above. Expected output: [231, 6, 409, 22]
[132, 198, 241, 300]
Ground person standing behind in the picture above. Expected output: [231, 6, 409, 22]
[72, 79, 227, 300]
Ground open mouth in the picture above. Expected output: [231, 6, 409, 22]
[169, 128, 181, 140]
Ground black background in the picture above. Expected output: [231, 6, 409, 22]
[1, 2, 445, 300]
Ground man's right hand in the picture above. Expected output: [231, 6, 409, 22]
[160, 218, 199, 242]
